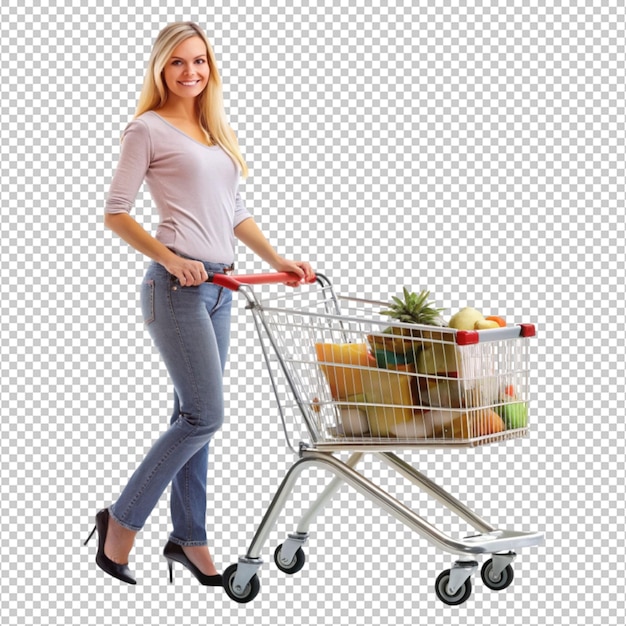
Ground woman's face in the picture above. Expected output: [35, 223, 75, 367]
[162, 36, 210, 101]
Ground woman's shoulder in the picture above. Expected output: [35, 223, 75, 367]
[120, 113, 145, 132]
[121, 112, 160, 146]
[124, 111, 156, 132]
[127, 109, 178, 130]
[116, 114, 156, 164]
[124, 111, 179, 146]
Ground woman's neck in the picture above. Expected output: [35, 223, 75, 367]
[156, 98, 198, 123]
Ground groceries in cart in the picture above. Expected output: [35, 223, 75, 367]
[314, 288, 530, 443]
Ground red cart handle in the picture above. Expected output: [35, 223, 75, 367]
[211, 272, 317, 291]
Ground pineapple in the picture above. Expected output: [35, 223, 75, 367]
[369, 289, 448, 358]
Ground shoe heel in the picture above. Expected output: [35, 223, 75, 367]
[167, 559, 174, 584]
[162, 541, 222, 587]
[84, 524, 97, 546]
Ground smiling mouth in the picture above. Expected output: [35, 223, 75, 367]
[179, 80, 201, 86]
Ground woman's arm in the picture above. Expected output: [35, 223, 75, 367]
[104, 119, 208, 287]
[104, 213, 209, 286]
[234, 217, 314, 276]
[234, 217, 314, 284]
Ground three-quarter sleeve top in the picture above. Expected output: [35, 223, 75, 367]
[104, 110, 252, 264]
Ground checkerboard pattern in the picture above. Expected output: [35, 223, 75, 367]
[1, 0, 624, 624]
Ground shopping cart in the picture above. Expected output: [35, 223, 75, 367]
[212, 271, 544, 605]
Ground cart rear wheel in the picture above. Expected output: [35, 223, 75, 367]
[481, 559, 514, 591]
[274, 544, 306, 574]
[435, 569, 472, 606]
[223, 564, 260, 603]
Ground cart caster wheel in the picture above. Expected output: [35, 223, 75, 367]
[481, 558, 514, 591]
[435, 569, 472, 606]
[223, 564, 260, 604]
[274, 544, 306, 574]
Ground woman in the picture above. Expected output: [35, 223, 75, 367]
[85, 21, 314, 586]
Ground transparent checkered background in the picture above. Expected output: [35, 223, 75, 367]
[1, 0, 624, 624]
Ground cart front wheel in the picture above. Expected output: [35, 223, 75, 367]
[481, 559, 514, 591]
[223, 564, 260, 603]
[435, 569, 472, 606]
[274, 544, 306, 574]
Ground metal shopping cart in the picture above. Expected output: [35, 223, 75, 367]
[212, 271, 544, 605]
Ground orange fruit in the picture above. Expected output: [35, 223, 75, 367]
[485, 315, 506, 327]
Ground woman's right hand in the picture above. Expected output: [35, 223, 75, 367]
[162, 255, 209, 287]
[104, 214, 209, 286]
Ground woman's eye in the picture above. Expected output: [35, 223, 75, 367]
[171, 59, 205, 65]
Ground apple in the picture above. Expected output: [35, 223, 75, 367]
[448, 307, 484, 330]
[496, 401, 528, 429]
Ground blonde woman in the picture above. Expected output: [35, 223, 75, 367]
[85, 21, 314, 586]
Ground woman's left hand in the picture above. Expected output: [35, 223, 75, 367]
[272, 258, 316, 287]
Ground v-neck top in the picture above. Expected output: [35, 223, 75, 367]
[105, 110, 252, 264]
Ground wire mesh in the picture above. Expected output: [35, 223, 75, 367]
[253, 284, 534, 450]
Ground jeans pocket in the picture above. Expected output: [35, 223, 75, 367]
[141, 279, 156, 326]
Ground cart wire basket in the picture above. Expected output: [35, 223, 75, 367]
[212, 271, 544, 605]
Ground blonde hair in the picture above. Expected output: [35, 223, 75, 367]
[132, 21, 248, 177]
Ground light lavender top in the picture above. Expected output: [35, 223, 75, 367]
[105, 110, 252, 264]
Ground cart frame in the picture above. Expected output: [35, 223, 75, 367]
[211, 272, 544, 605]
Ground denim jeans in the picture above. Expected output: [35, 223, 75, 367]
[109, 259, 232, 546]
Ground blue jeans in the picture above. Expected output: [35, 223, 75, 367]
[109, 259, 233, 546]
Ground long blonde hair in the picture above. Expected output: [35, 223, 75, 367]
[133, 21, 248, 177]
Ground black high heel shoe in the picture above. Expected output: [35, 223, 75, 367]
[84, 509, 136, 585]
[163, 541, 223, 587]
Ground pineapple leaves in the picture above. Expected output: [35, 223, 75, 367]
[380, 288, 445, 326]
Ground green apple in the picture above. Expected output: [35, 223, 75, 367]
[496, 401, 528, 429]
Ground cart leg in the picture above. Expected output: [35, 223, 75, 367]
[377, 452, 495, 533]
[274, 451, 488, 556]
[276, 452, 363, 567]
[226, 456, 318, 598]
[243, 455, 322, 561]
[296, 452, 363, 533]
